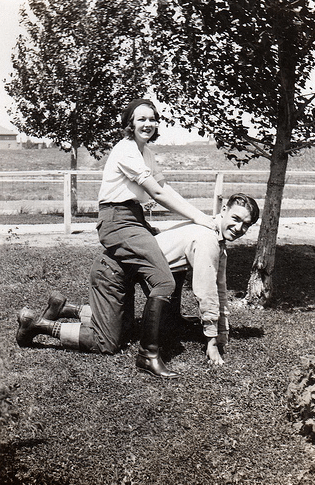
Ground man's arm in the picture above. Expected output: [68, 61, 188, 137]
[216, 247, 230, 346]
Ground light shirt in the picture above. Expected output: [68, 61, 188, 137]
[155, 215, 230, 325]
[98, 138, 164, 204]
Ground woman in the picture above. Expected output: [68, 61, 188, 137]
[96, 98, 216, 378]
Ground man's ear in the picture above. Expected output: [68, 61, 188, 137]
[220, 204, 227, 216]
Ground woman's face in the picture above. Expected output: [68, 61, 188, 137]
[132, 104, 158, 145]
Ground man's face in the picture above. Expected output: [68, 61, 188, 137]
[220, 203, 252, 241]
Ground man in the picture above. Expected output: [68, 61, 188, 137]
[16, 193, 259, 372]
[155, 193, 259, 365]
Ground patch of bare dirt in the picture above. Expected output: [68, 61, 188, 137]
[1, 218, 315, 248]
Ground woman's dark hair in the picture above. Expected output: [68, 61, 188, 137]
[123, 101, 160, 142]
[226, 193, 260, 224]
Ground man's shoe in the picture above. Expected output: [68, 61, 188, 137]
[42, 291, 67, 320]
[16, 308, 38, 347]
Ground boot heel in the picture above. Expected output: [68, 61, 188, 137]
[42, 291, 67, 320]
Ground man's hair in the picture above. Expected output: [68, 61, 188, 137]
[226, 193, 260, 224]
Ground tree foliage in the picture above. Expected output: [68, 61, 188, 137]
[5, 0, 315, 300]
[152, 0, 315, 165]
[150, 0, 315, 303]
[5, 0, 153, 157]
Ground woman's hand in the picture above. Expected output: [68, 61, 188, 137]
[194, 214, 219, 233]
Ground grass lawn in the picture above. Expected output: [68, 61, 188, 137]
[1, 241, 315, 484]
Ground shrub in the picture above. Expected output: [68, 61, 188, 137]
[287, 355, 315, 442]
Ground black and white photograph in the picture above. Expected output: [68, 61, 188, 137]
[1, 1, 315, 483]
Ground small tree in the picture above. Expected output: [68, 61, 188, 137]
[151, 0, 315, 304]
[5, 0, 153, 214]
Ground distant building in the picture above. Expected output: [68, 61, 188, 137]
[0, 126, 20, 149]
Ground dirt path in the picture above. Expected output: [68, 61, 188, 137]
[1, 218, 315, 248]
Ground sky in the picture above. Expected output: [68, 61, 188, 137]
[0, 0, 21, 131]
[1, 1, 315, 145]
[0, 0, 205, 144]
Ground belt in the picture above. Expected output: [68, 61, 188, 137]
[99, 199, 140, 209]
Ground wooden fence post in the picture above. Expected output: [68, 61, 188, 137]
[64, 172, 72, 234]
[213, 172, 224, 215]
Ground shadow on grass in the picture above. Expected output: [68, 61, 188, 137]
[227, 244, 315, 309]
[5, 243, 314, 363]
[160, 315, 265, 361]
[22, 320, 265, 365]
[0, 439, 53, 485]
[230, 325, 264, 340]
[0, 438, 47, 452]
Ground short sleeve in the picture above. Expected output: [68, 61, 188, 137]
[115, 141, 151, 184]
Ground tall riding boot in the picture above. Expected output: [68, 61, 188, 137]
[16, 307, 81, 349]
[136, 296, 179, 378]
[43, 291, 82, 320]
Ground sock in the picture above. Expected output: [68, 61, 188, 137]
[59, 322, 81, 349]
[51, 321, 62, 339]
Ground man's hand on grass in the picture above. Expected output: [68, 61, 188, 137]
[206, 337, 224, 366]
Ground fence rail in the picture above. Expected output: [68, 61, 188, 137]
[1, 170, 315, 233]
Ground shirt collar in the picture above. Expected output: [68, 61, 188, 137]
[215, 214, 224, 243]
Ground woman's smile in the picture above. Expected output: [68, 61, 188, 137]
[132, 105, 157, 147]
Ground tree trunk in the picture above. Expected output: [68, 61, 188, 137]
[246, 26, 297, 306]
[70, 141, 78, 216]
[246, 147, 288, 305]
